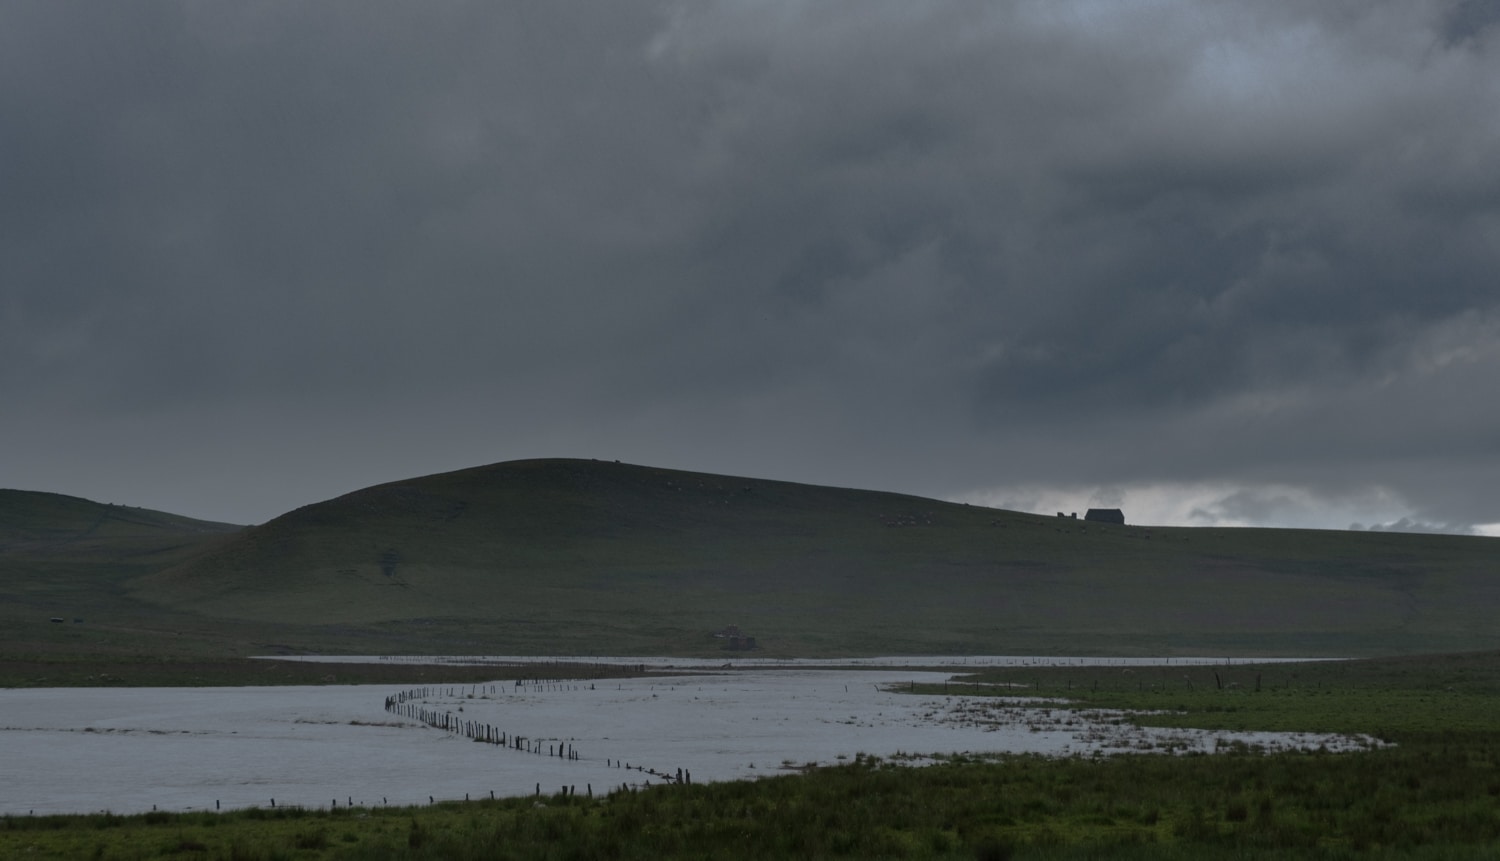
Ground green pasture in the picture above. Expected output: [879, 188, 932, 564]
[7, 749, 1499, 860]
[929, 650, 1500, 739]
[0, 656, 644, 689]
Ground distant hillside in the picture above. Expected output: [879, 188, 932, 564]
[121, 459, 1500, 658]
[0, 490, 246, 659]
[0, 489, 241, 548]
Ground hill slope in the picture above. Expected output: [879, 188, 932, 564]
[0, 490, 246, 657]
[125, 459, 1500, 657]
[0, 489, 240, 545]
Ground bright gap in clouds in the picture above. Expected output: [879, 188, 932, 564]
[951, 482, 1485, 535]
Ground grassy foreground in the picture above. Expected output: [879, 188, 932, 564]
[5, 652, 1500, 859]
[4, 744, 1499, 861]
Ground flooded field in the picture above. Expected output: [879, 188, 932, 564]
[0, 665, 1374, 816]
[277, 654, 1314, 670]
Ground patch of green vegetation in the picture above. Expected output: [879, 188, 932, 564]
[0, 656, 646, 689]
[5, 744, 1499, 859]
[933, 650, 1500, 741]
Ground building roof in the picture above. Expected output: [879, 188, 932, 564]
[1083, 508, 1125, 524]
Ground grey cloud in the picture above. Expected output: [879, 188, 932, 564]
[1355, 517, 1477, 536]
[1088, 487, 1126, 508]
[2, 1, 1498, 527]
[1442, 0, 1500, 46]
[1188, 488, 1329, 529]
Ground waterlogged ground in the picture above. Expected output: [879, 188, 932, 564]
[282, 654, 1312, 669]
[0, 666, 1375, 816]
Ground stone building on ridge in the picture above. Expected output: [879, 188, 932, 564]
[1083, 508, 1125, 524]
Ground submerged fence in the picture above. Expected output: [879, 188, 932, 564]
[383, 680, 693, 796]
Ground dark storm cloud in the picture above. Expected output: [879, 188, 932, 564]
[2, 1, 1498, 529]
[1443, 0, 1500, 46]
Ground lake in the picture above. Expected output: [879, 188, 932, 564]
[0, 661, 1371, 816]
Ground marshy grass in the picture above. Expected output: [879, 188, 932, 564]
[5, 743, 1499, 859]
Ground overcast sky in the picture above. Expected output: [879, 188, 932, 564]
[5, 1, 1499, 533]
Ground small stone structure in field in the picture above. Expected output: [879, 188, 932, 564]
[713, 624, 758, 651]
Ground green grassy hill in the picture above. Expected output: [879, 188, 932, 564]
[109, 459, 1500, 658]
[0, 490, 248, 659]
[0, 489, 240, 545]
